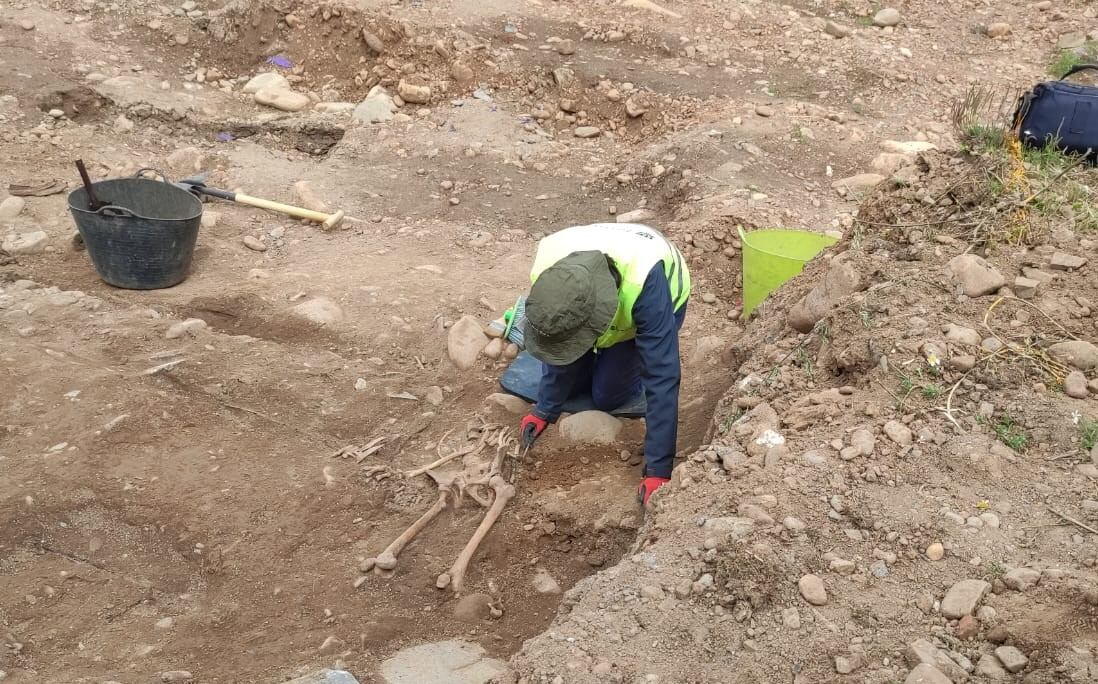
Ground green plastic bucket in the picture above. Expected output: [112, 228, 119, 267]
[738, 227, 838, 318]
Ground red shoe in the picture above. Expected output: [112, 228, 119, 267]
[638, 476, 670, 506]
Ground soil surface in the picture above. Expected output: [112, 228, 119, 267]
[2, 0, 1098, 683]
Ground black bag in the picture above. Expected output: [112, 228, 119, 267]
[1015, 65, 1098, 159]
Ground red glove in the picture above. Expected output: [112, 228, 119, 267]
[520, 414, 548, 447]
[638, 476, 670, 506]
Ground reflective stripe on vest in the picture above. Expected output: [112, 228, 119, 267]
[529, 223, 691, 348]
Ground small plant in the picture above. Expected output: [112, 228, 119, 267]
[985, 560, 1007, 578]
[1081, 419, 1098, 452]
[858, 310, 873, 329]
[718, 408, 745, 434]
[921, 383, 943, 399]
[1049, 43, 1098, 78]
[992, 414, 1029, 452]
[797, 347, 815, 380]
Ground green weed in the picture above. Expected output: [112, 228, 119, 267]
[1049, 44, 1098, 78]
[1081, 420, 1098, 452]
[921, 383, 943, 399]
[992, 414, 1029, 452]
[985, 560, 1007, 579]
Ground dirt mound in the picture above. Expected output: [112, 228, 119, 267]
[511, 151, 1098, 682]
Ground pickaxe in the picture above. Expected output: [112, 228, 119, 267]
[175, 173, 345, 229]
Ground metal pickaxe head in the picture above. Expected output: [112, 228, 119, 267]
[175, 173, 211, 201]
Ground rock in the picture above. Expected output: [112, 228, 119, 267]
[881, 140, 938, 155]
[255, 87, 310, 112]
[944, 324, 982, 346]
[1013, 276, 1039, 299]
[166, 318, 207, 339]
[555, 39, 576, 55]
[1049, 340, 1098, 371]
[559, 411, 622, 444]
[487, 393, 529, 414]
[948, 254, 1005, 297]
[941, 579, 990, 618]
[1050, 251, 1087, 270]
[951, 355, 976, 371]
[872, 152, 912, 175]
[783, 516, 806, 532]
[925, 542, 944, 561]
[447, 315, 488, 370]
[292, 181, 331, 213]
[380, 640, 509, 683]
[616, 208, 656, 224]
[702, 516, 755, 539]
[155, 617, 174, 629]
[830, 558, 856, 575]
[824, 21, 853, 38]
[788, 256, 863, 332]
[904, 664, 950, 684]
[361, 29, 385, 53]
[160, 673, 194, 683]
[314, 102, 356, 114]
[284, 670, 361, 684]
[955, 614, 980, 639]
[737, 503, 774, 524]
[798, 574, 827, 605]
[20, 20, 36, 30]
[1, 231, 48, 255]
[905, 640, 968, 681]
[166, 146, 205, 173]
[986, 23, 1012, 38]
[502, 343, 519, 360]
[782, 607, 801, 629]
[994, 646, 1028, 673]
[574, 126, 601, 138]
[450, 62, 475, 84]
[831, 173, 885, 198]
[755, 105, 775, 118]
[425, 386, 444, 406]
[0, 196, 26, 220]
[975, 654, 1010, 680]
[114, 115, 135, 133]
[835, 655, 861, 674]
[353, 86, 395, 123]
[483, 337, 503, 359]
[292, 297, 344, 326]
[1065, 371, 1089, 398]
[873, 8, 902, 27]
[625, 97, 647, 118]
[397, 80, 431, 105]
[531, 569, 561, 594]
[243, 235, 267, 252]
[1059, 32, 1087, 50]
[883, 420, 913, 446]
[242, 72, 289, 94]
[1002, 567, 1041, 591]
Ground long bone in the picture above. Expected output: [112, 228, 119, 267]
[365, 470, 458, 574]
[435, 475, 516, 593]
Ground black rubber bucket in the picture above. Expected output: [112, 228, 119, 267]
[68, 177, 202, 289]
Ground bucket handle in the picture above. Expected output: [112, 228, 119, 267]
[134, 167, 173, 183]
[96, 205, 138, 218]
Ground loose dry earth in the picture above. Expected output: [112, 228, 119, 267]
[2, 1, 1098, 683]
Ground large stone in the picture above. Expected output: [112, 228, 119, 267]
[994, 646, 1028, 673]
[291, 297, 344, 326]
[486, 392, 529, 414]
[1002, 567, 1041, 591]
[702, 516, 755, 539]
[380, 640, 508, 683]
[986, 23, 1012, 38]
[787, 256, 863, 332]
[447, 316, 488, 370]
[883, 420, 913, 446]
[166, 146, 205, 173]
[284, 670, 360, 684]
[166, 318, 208, 339]
[904, 639, 968, 682]
[397, 79, 431, 104]
[872, 152, 912, 175]
[824, 21, 852, 38]
[574, 126, 602, 138]
[1048, 340, 1098, 371]
[353, 86, 395, 123]
[242, 72, 289, 94]
[904, 664, 950, 684]
[1065, 371, 1089, 398]
[314, 102, 356, 114]
[1013, 276, 1039, 299]
[0, 196, 26, 220]
[944, 324, 981, 347]
[831, 173, 885, 198]
[948, 254, 1005, 297]
[254, 87, 310, 112]
[873, 8, 902, 27]
[1050, 251, 1087, 270]
[881, 140, 937, 155]
[975, 654, 1009, 680]
[1, 231, 48, 255]
[616, 208, 656, 224]
[941, 579, 990, 618]
[798, 574, 828, 605]
[559, 411, 622, 444]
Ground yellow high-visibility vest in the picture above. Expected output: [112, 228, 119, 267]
[530, 223, 691, 348]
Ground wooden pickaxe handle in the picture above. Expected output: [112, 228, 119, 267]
[234, 193, 345, 229]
